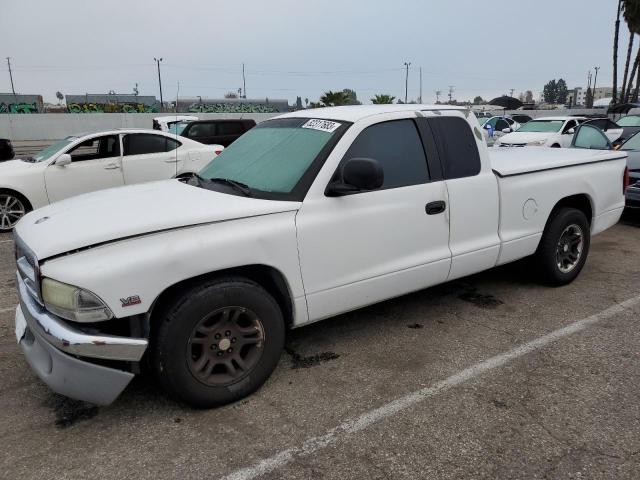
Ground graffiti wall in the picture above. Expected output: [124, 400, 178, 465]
[185, 102, 280, 113]
[67, 103, 158, 113]
[0, 102, 39, 114]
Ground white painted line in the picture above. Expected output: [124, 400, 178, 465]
[0, 239, 13, 244]
[0, 306, 15, 314]
[223, 295, 640, 480]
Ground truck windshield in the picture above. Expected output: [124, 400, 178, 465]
[199, 117, 346, 198]
[516, 120, 564, 133]
[33, 137, 76, 162]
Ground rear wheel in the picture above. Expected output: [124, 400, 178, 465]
[551, 144, 561, 148]
[0, 191, 30, 232]
[152, 277, 285, 408]
[534, 207, 590, 286]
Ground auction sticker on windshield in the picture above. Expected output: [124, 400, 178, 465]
[302, 119, 342, 133]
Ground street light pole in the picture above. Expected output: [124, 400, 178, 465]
[404, 62, 411, 103]
[154, 57, 164, 112]
[6, 57, 16, 99]
[242, 63, 247, 98]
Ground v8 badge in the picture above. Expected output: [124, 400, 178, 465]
[120, 295, 141, 307]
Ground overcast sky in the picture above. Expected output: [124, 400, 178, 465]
[0, 0, 626, 105]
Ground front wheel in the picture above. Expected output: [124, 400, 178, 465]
[151, 277, 285, 408]
[0, 192, 29, 232]
[534, 207, 590, 286]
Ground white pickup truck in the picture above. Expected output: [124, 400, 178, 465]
[13, 105, 627, 407]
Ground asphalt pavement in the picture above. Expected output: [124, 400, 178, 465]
[1, 212, 639, 479]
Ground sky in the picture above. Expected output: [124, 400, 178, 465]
[0, 0, 628, 105]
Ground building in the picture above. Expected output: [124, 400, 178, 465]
[0, 93, 44, 113]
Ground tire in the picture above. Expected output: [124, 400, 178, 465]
[551, 144, 561, 148]
[151, 276, 285, 408]
[0, 190, 31, 232]
[534, 207, 590, 286]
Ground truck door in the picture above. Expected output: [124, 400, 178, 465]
[295, 117, 452, 322]
[422, 114, 501, 281]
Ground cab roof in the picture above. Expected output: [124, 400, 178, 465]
[276, 104, 464, 123]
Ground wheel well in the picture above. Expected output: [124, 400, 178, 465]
[0, 188, 32, 211]
[150, 265, 295, 328]
[551, 194, 593, 225]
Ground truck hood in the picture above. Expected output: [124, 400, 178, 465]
[498, 132, 555, 144]
[15, 180, 301, 259]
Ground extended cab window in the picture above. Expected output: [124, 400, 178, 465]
[342, 119, 429, 189]
[427, 116, 481, 179]
[123, 134, 180, 155]
[68, 135, 120, 162]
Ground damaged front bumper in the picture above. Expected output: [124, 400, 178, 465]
[15, 273, 148, 405]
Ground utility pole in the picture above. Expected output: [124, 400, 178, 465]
[419, 67, 423, 103]
[6, 57, 16, 98]
[592, 66, 600, 104]
[586, 70, 592, 108]
[448, 85, 455, 103]
[242, 63, 247, 99]
[154, 57, 164, 112]
[404, 62, 411, 103]
[509, 88, 515, 97]
[435, 90, 442, 103]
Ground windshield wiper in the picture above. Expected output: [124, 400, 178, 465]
[207, 177, 253, 197]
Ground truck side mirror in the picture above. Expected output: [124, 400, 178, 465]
[502, 128, 512, 133]
[565, 128, 575, 135]
[55, 153, 72, 166]
[326, 157, 384, 196]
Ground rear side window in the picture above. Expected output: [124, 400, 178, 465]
[573, 125, 610, 150]
[187, 123, 216, 137]
[495, 119, 510, 131]
[342, 119, 429, 189]
[123, 134, 180, 155]
[427, 117, 481, 179]
[218, 122, 245, 135]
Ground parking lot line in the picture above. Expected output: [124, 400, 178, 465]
[0, 239, 13, 244]
[0, 307, 15, 314]
[223, 295, 640, 480]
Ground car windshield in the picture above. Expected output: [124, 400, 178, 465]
[620, 131, 640, 150]
[32, 137, 76, 162]
[617, 115, 640, 127]
[516, 120, 564, 133]
[199, 117, 345, 197]
[169, 122, 190, 135]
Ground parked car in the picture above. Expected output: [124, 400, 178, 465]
[179, 119, 256, 146]
[580, 118, 623, 144]
[481, 116, 522, 135]
[494, 116, 586, 148]
[510, 114, 532, 124]
[152, 115, 198, 132]
[0, 129, 222, 231]
[571, 123, 637, 208]
[614, 114, 640, 144]
[13, 105, 626, 407]
[0, 138, 15, 161]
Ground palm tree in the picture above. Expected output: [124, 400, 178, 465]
[320, 91, 350, 107]
[371, 94, 395, 104]
[614, 0, 623, 104]
[621, 0, 640, 102]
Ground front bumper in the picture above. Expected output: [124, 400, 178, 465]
[15, 273, 148, 405]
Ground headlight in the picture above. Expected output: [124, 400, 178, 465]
[42, 278, 113, 323]
[527, 140, 546, 146]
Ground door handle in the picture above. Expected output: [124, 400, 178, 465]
[164, 157, 179, 163]
[425, 200, 446, 215]
[104, 163, 119, 170]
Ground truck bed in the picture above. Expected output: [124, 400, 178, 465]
[489, 147, 626, 177]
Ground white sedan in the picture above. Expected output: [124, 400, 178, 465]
[0, 129, 222, 231]
[494, 116, 586, 148]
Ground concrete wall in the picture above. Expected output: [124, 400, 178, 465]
[0, 112, 280, 141]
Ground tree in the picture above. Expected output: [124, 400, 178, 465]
[473, 96, 485, 105]
[371, 94, 395, 104]
[342, 88, 361, 105]
[320, 91, 350, 106]
[543, 79, 558, 103]
[224, 92, 238, 99]
[556, 78, 568, 104]
[614, 0, 624, 104]
[620, 0, 640, 101]
[525, 90, 534, 103]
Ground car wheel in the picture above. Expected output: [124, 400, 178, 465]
[534, 207, 590, 286]
[0, 191, 30, 232]
[152, 276, 285, 408]
[551, 144, 561, 148]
